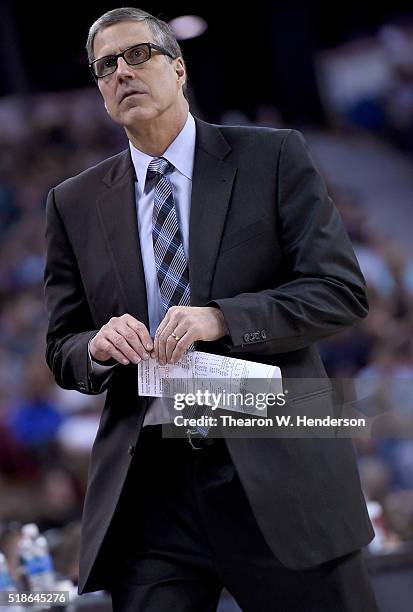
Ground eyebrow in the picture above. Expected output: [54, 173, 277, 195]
[96, 41, 150, 59]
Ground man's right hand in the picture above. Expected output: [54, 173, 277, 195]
[89, 314, 153, 365]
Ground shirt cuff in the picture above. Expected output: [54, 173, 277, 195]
[88, 337, 118, 375]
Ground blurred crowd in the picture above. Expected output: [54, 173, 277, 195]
[315, 18, 413, 157]
[0, 85, 413, 584]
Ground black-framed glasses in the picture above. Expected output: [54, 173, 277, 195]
[89, 42, 175, 79]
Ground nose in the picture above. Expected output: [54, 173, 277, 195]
[116, 56, 135, 79]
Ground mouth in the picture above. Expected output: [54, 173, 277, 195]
[120, 91, 145, 103]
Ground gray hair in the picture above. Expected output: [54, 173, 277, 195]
[86, 7, 188, 97]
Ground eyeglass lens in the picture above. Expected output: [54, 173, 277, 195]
[93, 44, 151, 77]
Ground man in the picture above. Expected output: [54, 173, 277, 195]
[44, 7, 378, 611]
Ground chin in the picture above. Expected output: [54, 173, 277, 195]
[120, 105, 159, 125]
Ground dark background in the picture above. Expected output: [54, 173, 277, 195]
[1, 1, 412, 122]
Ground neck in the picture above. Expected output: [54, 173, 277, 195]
[126, 100, 189, 157]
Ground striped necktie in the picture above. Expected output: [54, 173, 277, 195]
[147, 157, 211, 437]
[147, 157, 190, 312]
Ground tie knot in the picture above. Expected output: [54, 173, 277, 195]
[147, 157, 171, 178]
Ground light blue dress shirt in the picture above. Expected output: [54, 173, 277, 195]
[92, 112, 196, 426]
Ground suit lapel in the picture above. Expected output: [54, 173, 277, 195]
[189, 118, 237, 305]
[96, 150, 149, 327]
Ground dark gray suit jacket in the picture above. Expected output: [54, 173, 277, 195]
[44, 117, 373, 594]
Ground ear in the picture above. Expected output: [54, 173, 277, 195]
[175, 57, 186, 88]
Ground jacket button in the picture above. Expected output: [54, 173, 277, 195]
[261, 330, 267, 339]
[243, 333, 250, 343]
[128, 444, 135, 456]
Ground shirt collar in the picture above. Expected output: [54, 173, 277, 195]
[129, 112, 196, 190]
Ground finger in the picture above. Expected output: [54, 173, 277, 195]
[170, 330, 194, 364]
[114, 321, 150, 361]
[96, 334, 133, 366]
[165, 320, 186, 362]
[166, 333, 179, 363]
[157, 326, 173, 365]
[153, 307, 187, 362]
[123, 316, 153, 352]
[156, 319, 177, 365]
[165, 323, 187, 363]
[152, 313, 172, 363]
[106, 329, 144, 364]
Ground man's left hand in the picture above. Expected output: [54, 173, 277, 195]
[152, 306, 229, 365]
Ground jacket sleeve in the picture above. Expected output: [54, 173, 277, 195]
[44, 187, 114, 394]
[209, 129, 369, 355]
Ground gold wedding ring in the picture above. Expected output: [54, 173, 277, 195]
[171, 332, 181, 342]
